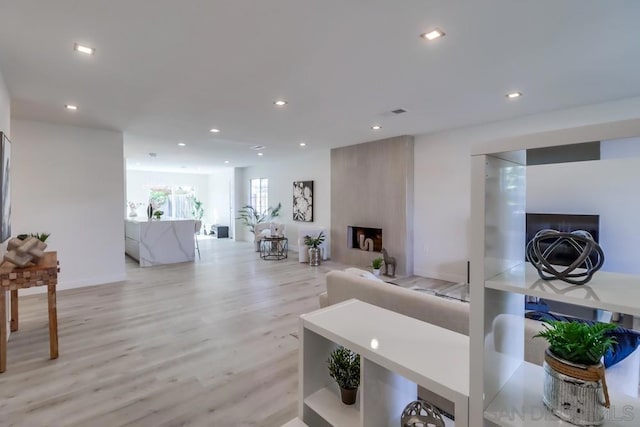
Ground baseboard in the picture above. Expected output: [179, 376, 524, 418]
[17, 273, 128, 296]
[412, 268, 466, 284]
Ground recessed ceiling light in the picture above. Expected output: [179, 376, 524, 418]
[299, 142, 306, 147]
[371, 125, 382, 130]
[74, 43, 95, 55]
[65, 104, 78, 110]
[178, 142, 186, 147]
[506, 91, 523, 99]
[210, 128, 220, 133]
[274, 100, 288, 106]
[224, 160, 230, 164]
[420, 29, 445, 41]
[258, 152, 264, 156]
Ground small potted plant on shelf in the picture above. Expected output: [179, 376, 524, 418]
[328, 346, 360, 405]
[153, 210, 164, 220]
[371, 257, 384, 276]
[534, 320, 617, 426]
[304, 231, 325, 266]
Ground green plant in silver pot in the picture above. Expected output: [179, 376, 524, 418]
[534, 320, 617, 425]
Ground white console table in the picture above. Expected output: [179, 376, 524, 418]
[288, 299, 469, 427]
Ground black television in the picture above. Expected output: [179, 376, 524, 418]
[525, 213, 600, 266]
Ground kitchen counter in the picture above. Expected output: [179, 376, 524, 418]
[125, 218, 195, 267]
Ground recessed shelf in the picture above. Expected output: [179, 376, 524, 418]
[304, 387, 359, 427]
[485, 263, 640, 317]
[484, 361, 640, 427]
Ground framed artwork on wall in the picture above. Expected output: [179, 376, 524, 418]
[0, 132, 11, 243]
[293, 181, 313, 222]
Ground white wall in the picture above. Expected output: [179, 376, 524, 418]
[11, 119, 126, 292]
[0, 69, 10, 338]
[236, 150, 331, 253]
[414, 96, 640, 282]
[0, 71, 8, 134]
[207, 168, 233, 228]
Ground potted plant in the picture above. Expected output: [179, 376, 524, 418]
[534, 320, 617, 425]
[192, 198, 204, 221]
[153, 210, 164, 220]
[328, 346, 360, 405]
[304, 231, 325, 266]
[237, 203, 282, 249]
[371, 257, 384, 276]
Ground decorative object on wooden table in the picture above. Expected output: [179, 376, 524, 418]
[371, 256, 383, 276]
[401, 400, 446, 427]
[534, 320, 617, 425]
[526, 229, 604, 285]
[0, 251, 60, 373]
[17, 232, 50, 242]
[4, 236, 47, 267]
[327, 346, 360, 405]
[303, 231, 325, 266]
[293, 181, 313, 222]
[146, 203, 154, 220]
[381, 247, 396, 277]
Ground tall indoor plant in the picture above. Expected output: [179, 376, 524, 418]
[534, 320, 617, 425]
[237, 202, 282, 239]
[328, 346, 360, 405]
[304, 231, 325, 266]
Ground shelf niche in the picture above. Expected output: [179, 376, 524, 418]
[470, 120, 640, 427]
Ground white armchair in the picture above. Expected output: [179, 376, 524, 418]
[297, 226, 328, 262]
[254, 222, 285, 251]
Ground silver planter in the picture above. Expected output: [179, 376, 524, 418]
[308, 247, 320, 266]
[542, 350, 606, 426]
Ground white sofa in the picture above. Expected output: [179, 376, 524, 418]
[319, 270, 640, 413]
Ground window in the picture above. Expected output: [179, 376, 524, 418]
[250, 178, 268, 214]
[149, 185, 196, 218]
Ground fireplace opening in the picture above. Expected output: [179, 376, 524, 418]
[348, 226, 382, 252]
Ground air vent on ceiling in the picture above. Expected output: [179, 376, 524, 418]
[391, 108, 408, 114]
[251, 145, 266, 151]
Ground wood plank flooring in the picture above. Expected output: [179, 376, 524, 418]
[0, 239, 345, 427]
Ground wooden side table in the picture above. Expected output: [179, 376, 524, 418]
[0, 251, 59, 373]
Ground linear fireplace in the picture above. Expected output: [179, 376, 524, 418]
[348, 226, 382, 252]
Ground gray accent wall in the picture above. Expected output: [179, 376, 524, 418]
[331, 135, 414, 275]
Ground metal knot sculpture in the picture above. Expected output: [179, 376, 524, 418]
[526, 229, 604, 285]
[400, 400, 445, 427]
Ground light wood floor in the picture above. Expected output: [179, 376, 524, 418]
[0, 239, 346, 427]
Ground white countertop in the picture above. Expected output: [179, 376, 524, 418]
[125, 217, 195, 223]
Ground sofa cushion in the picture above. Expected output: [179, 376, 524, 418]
[325, 270, 470, 335]
[344, 267, 384, 282]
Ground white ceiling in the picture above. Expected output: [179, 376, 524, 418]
[1, 0, 639, 173]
